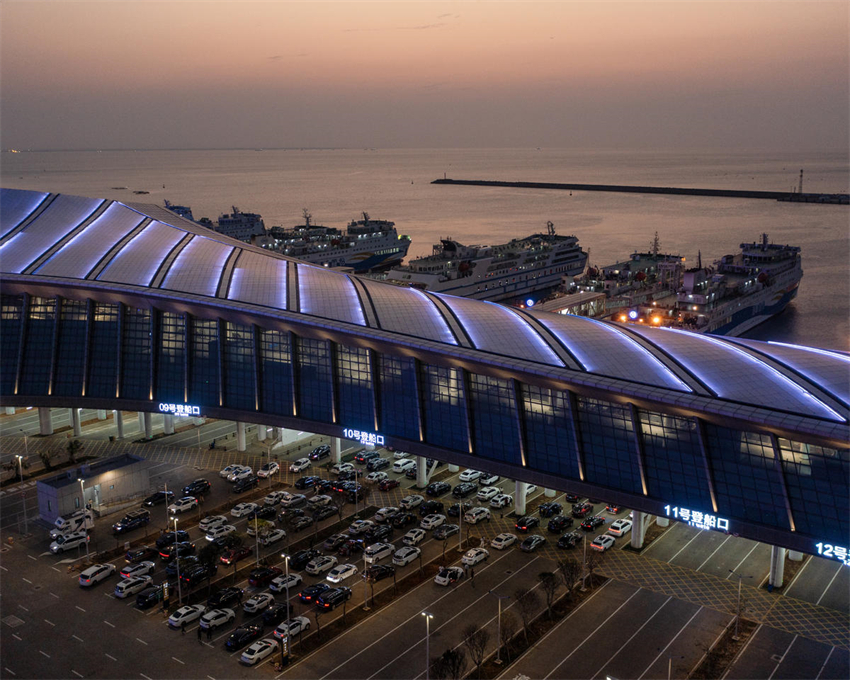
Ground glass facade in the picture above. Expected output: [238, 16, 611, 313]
[53, 299, 87, 397]
[156, 312, 185, 403]
[258, 329, 292, 416]
[468, 373, 521, 464]
[521, 384, 581, 480]
[296, 337, 333, 423]
[0, 295, 23, 394]
[335, 344, 374, 431]
[87, 303, 119, 398]
[188, 317, 219, 407]
[420, 364, 469, 453]
[19, 297, 55, 396]
[377, 354, 419, 441]
[120, 308, 151, 400]
[577, 396, 643, 495]
[223, 322, 255, 411]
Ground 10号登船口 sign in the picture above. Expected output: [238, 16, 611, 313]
[158, 403, 201, 417]
[664, 505, 729, 532]
[343, 428, 385, 446]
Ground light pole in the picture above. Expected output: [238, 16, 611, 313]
[488, 590, 510, 664]
[581, 533, 588, 591]
[728, 569, 749, 640]
[362, 552, 370, 611]
[281, 554, 291, 610]
[78, 478, 90, 563]
[173, 517, 183, 606]
[421, 612, 434, 680]
[254, 515, 260, 566]
[15, 453, 28, 535]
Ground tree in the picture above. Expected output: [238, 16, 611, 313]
[499, 612, 518, 656]
[39, 450, 53, 472]
[66, 439, 84, 464]
[331, 490, 348, 521]
[538, 571, 559, 618]
[196, 543, 220, 596]
[431, 648, 467, 680]
[252, 518, 273, 544]
[463, 624, 490, 678]
[513, 587, 540, 645]
[585, 547, 605, 586]
[556, 557, 582, 601]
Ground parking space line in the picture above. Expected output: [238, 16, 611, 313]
[136, 637, 148, 645]
[44, 619, 55, 626]
[0, 565, 7, 572]
[12, 634, 22, 641]
[52, 566, 62, 573]
[39, 651, 50, 659]
[140, 673, 153, 680]
[18, 605, 28, 612]
[71, 671, 83, 678]
[27, 554, 37, 561]
[816, 562, 843, 605]
[22, 577, 32, 584]
[105, 654, 117, 662]
[725, 541, 760, 578]
[103, 620, 115, 628]
[696, 535, 732, 571]
[172, 657, 185, 665]
[638, 607, 707, 680]
[72, 635, 84, 642]
[4, 667, 15, 676]
[50, 592, 59, 599]
[814, 647, 835, 680]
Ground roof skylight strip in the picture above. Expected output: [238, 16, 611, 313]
[664, 329, 846, 422]
[767, 341, 850, 363]
[409, 288, 458, 346]
[492, 302, 565, 367]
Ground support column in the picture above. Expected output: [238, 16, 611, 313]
[257, 425, 267, 442]
[236, 422, 246, 452]
[331, 438, 341, 464]
[138, 411, 145, 433]
[631, 510, 647, 549]
[769, 546, 786, 588]
[163, 414, 175, 435]
[656, 515, 670, 527]
[515, 481, 528, 516]
[70, 408, 82, 437]
[38, 407, 53, 435]
[114, 410, 124, 439]
[96, 409, 107, 420]
[5, 406, 15, 415]
[143, 412, 153, 439]
[448, 464, 459, 473]
[416, 455, 427, 488]
[788, 550, 804, 562]
[544, 488, 557, 498]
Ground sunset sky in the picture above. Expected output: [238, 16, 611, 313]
[2, 1, 847, 150]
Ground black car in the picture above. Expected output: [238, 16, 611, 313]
[337, 469, 364, 481]
[404, 466, 419, 480]
[557, 531, 582, 549]
[142, 491, 174, 507]
[447, 502, 473, 517]
[262, 603, 292, 626]
[247, 505, 277, 521]
[564, 493, 580, 503]
[248, 566, 283, 587]
[112, 509, 151, 535]
[294, 476, 321, 490]
[337, 539, 365, 557]
[323, 533, 349, 551]
[233, 475, 259, 493]
[181, 563, 217, 587]
[207, 586, 243, 608]
[452, 482, 477, 498]
[155, 530, 191, 549]
[391, 512, 417, 529]
[426, 481, 451, 497]
[366, 524, 393, 542]
[547, 516, 574, 534]
[520, 535, 546, 552]
[426, 458, 445, 469]
[279, 508, 306, 522]
[313, 505, 338, 522]
[182, 478, 211, 496]
[316, 586, 352, 610]
[298, 582, 330, 603]
[538, 502, 563, 518]
[210, 536, 231, 553]
[571, 502, 594, 519]
[289, 549, 321, 571]
[315, 479, 334, 493]
[165, 556, 199, 578]
[125, 545, 158, 564]
[309, 445, 331, 461]
[366, 457, 391, 472]
[291, 516, 314, 532]
[419, 500, 444, 516]
[433, 524, 459, 540]
[363, 564, 395, 582]
[353, 450, 380, 464]
[225, 624, 264, 651]
[515, 516, 539, 533]
[347, 488, 367, 504]
[135, 583, 166, 609]
[580, 515, 606, 531]
[158, 541, 195, 561]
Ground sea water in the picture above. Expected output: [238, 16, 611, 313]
[2, 148, 847, 350]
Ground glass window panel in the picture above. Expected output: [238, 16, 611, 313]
[0, 295, 23, 395]
[521, 383, 581, 480]
[156, 312, 185, 403]
[377, 354, 419, 442]
[259, 329, 293, 416]
[121, 308, 151, 401]
[297, 337, 333, 423]
[469, 373, 521, 464]
[336, 344, 374, 431]
[53, 298, 87, 397]
[87, 303, 119, 398]
[223, 322, 255, 411]
[19, 297, 55, 396]
[421, 364, 468, 453]
[576, 396, 642, 495]
[188, 317, 219, 407]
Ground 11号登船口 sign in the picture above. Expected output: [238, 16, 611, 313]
[664, 505, 729, 532]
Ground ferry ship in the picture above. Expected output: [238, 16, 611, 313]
[382, 221, 588, 304]
[256, 211, 411, 273]
[163, 200, 195, 222]
[216, 207, 266, 242]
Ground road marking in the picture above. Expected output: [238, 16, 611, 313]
[12, 634, 22, 641]
[814, 647, 835, 680]
[667, 527, 703, 564]
[4, 668, 15, 676]
[71, 671, 83, 678]
[724, 541, 761, 579]
[140, 674, 153, 680]
[72, 635, 84, 642]
[22, 578, 32, 584]
[27, 555, 37, 561]
[816, 562, 843, 606]
[637, 606, 707, 680]
[0, 565, 7, 572]
[695, 534, 732, 571]
[50, 592, 59, 599]
[103, 620, 115, 628]
[136, 637, 148, 645]
[75, 606, 86, 613]
[52, 567, 62, 573]
[39, 651, 50, 659]
[44, 619, 55, 627]
[105, 654, 117, 662]
[768, 635, 798, 680]
[18, 605, 28, 612]
[172, 657, 185, 665]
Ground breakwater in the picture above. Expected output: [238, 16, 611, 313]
[432, 178, 849, 204]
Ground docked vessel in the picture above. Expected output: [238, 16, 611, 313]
[163, 200, 195, 222]
[256, 211, 411, 273]
[216, 206, 266, 241]
[382, 221, 587, 304]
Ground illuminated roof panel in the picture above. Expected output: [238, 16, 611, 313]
[298, 264, 365, 326]
[360, 279, 457, 344]
[0, 188, 50, 239]
[228, 250, 287, 310]
[161, 236, 234, 297]
[97, 220, 186, 286]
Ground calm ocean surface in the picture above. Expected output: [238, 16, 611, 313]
[2, 148, 847, 350]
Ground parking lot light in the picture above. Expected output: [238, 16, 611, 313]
[488, 590, 510, 664]
[173, 517, 182, 606]
[421, 612, 434, 680]
[16, 449, 28, 535]
[78, 478, 90, 563]
[281, 553, 291, 603]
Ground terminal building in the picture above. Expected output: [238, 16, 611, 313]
[1, 188, 848, 582]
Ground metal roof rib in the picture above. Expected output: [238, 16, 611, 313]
[421, 293, 473, 348]
[297, 264, 366, 326]
[151, 233, 194, 289]
[358, 279, 458, 345]
[0, 189, 52, 240]
[347, 276, 378, 328]
[96, 220, 186, 286]
[512, 308, 584, 370]
[216, 248, 243, 299]
[85, 218, 151, 280]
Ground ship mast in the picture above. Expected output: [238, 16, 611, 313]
[302, 209, 312, 228]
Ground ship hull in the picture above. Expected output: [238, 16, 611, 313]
[706, 282, 800, 337]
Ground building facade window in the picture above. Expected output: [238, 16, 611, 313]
[120, 307, 151, 400]
[521, 383, 581, 480]
[87, 303, 119, 398]
[420, 364, 468, 453]
[468, 373, 521, 464]
[297, 337, 333, 423]
[53, 298, 88, 397]
[258, 329, 292, 416]
[223, 321, 255, 411]
[0, 295, 23, 394]
[188, 317, 219, 407]
[19, 296, 55, 396]
[377, 354, 420, 442]
[576, 396, 642, 495]
[156, 312, 185, 403]
[335, 344, 374, 431]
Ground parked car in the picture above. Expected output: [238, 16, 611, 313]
[459, 469, 482, 483]
[392, 546, 421, 566]
[323, 533, 349, 551]
[326, 563, 358, 583]
[392, 458, 416, 474]
[338, 539, 366, 557]
[298, 583, 331, 604]
[182, 478, 211, 496]
[290, 458, 312, 473]
[199, 514, 227, 532]
[243, 593, 275, 614]
[515, 516, 540, 533]
[274, 616, 310, 638]
[547, 516, 574, 534]
[479, 473, 500, 486]
[490, 533, 518, 550]
[125, 545, 158, 564]
[193, 607, 233, 629]
[262, 603, 292, 626]
[136, 583, 167, 609]
[400, 494, 424, 509]
[291, 516, 314, 533]
[557, 531, 582, 549]
[419, 500, 444, 516]
[316, 587, 352, 610]
[269, 573, 303, 593]
[181, 563, 217, 587]
[207, 587, 243, 608]
[294, 476, 320, 490]
[452, 482, 477, 498]
[362, 564, 395, 582]
[231, 502, 258, 518]
[364, 542, 394, 564]
[447, 502, 473, 517]
[353, 450, 379, 464]
[464, 507, 491, 524]
[205, 524, 236, 541]
[580, 515, 606, 532]
[306, 555, 339, 576]
[461, 548, 489, 566]
[309, 444, 331, 461]
[605, 504, 622, 514]
[289, 549, 321, 571]
[348, 519, 375, 535]
[257, 462, 280, 478]
[248, 505, 277, 521]
[79, 563, 116, 587]
[248, 566, 283, 587]
[476, 486, 500, 502]
[391, 512, 417, 529]
[374, 506, 400, 523]
[379, 478, 400, 491]
[367, 457, 391, 473]
[426, 481, 451, 497]
[166, 557, 199, 579]
[367, 471, 388, 483]
[228, 467, 254, 483]
[420, 513, 446, 530]
[313, 505, 338, 522]
[155, 530, 190, 549]
[572, 502, 594, 519]
[564, 493, 581, 503]
[433, 524, 459, 540]
[167, 604, 206, 629]
[490, 494, 513, 508]
[225, 624, 264, 651]
[393, 451, 410, 460]
[608, 519, 633, 536]
[233, 475, 259, 493]
[280, 493, 308, 508]
[142, 491, 174, 507]
[263, 490, 289, 506]
[331, 462, 354, 475]
[220, 464, 243, 478]
[241, 639, 276, 666]
[167, 496, 198, 515]
[591, 534, 616, 552]
[111, 509, 151, 535]
[120, 561, 155, 579]
[159, 542, 195, 562]
[520, 535, 547, 552]
[403, 528, 426, 546]
[434, 566, 464, 586]
[538, 502, 563, 518]
[365, 524, 393, 542]
[220, 546, 252, 566]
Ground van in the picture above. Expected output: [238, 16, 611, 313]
[53, 509, 94, 536]
[49, 531, 88, 554]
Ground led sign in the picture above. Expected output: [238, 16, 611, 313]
[158, 403, 201, 417]
[664, 505, 729, 532]
[343, 428, 385, 446]
[815, 542, 850, 566]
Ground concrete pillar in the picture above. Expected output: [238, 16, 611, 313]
[788, 550, 804, 562]
[96, 409, 107, 420]
[236, 422, 247, 452]
[138, 411, 145, 433]
[544, 488, 557, 498]
[193, 417, 205, 426]
[656, 516, 670, 528]
[631, 510, 647, 549]
[515, 481, 528, 516]
[448, 464, 459, 473]
[114, 410, 124, 439]
[416, 455, 428, 488]
[143, 412, 153, 439]
[38, 407, 53, 435]
[257, 425, 267, 442]
[70, 408, 82, 436]
[769, 546, 786, 588]
[163, 414, 174, 435]
[5, 406, 15, 415]
[331, 438, 341, 464]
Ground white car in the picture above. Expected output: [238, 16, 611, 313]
[392, 459, 416, 474]
[305, 555, 338, 575]
[367, 471, 388, 483]
[464, 507, 491, 524]
[608, 519, 633, 537]
[402, 528, 426, 546]
[289, 458, 311, 473]
[168, 496, 198, 514]
[260, 529, 287, 546]
[331, 462, 354, 475]
[400, 494, 424, 509]
[220, 464, 243, 478]
[348, 519, 375, 535]
[274, 616, 310, 639]
[374, 506, 400, 523]
[364, 542, 394, 564]
[79, 563, 116, 587]
[326, 563, 358, 583]
[308, 494, 332, 508]
[247, 520, 275, 537]
[393, 451, 410, 460]
[50, 531, 87, 554]
[241, 639, 276, 666]
[263, 491, 289, 506]
[480, 473, 500, 486]
[205, 524, 236, 541]
[477, 486, 500, 502]
[257, 462, 279, 478]
[392, 546, 421, 566]
[199, 608, 235, 630]
[231, 502, 258, 518]
[243, 592, 275, 613]
[490, 533, 518, 550]
[228, 467, 254, 483]
[523, 484, 538, 496]
[120, 561, 155, 579]
[591, 534, 616, 552]
[199, 515, 227, 532]
[434, 566, 465, 586]
[490, 494, 513, 508]
[114, 575, 152, 598]
[459, 469, 482, 483]
[270, 573, 303, 593]
[168, 604, 206, 629]
[280, 494, 306, 508]
[420, 514, 446, 530]
[461, 547, 490, 566]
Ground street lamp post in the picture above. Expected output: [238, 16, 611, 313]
[581, 533, 588, 591]
[173, 517, 182, 606]
[729, 569, 747, 640]
[15, 452, 28, 536]
[421, 612, 434, 680]
[488, 590, 510, 664]
[281, 554, 291, 610]
[254, 515, 260, 566]
[78, 478, 90, 563]
[362, 552, 370, 611]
